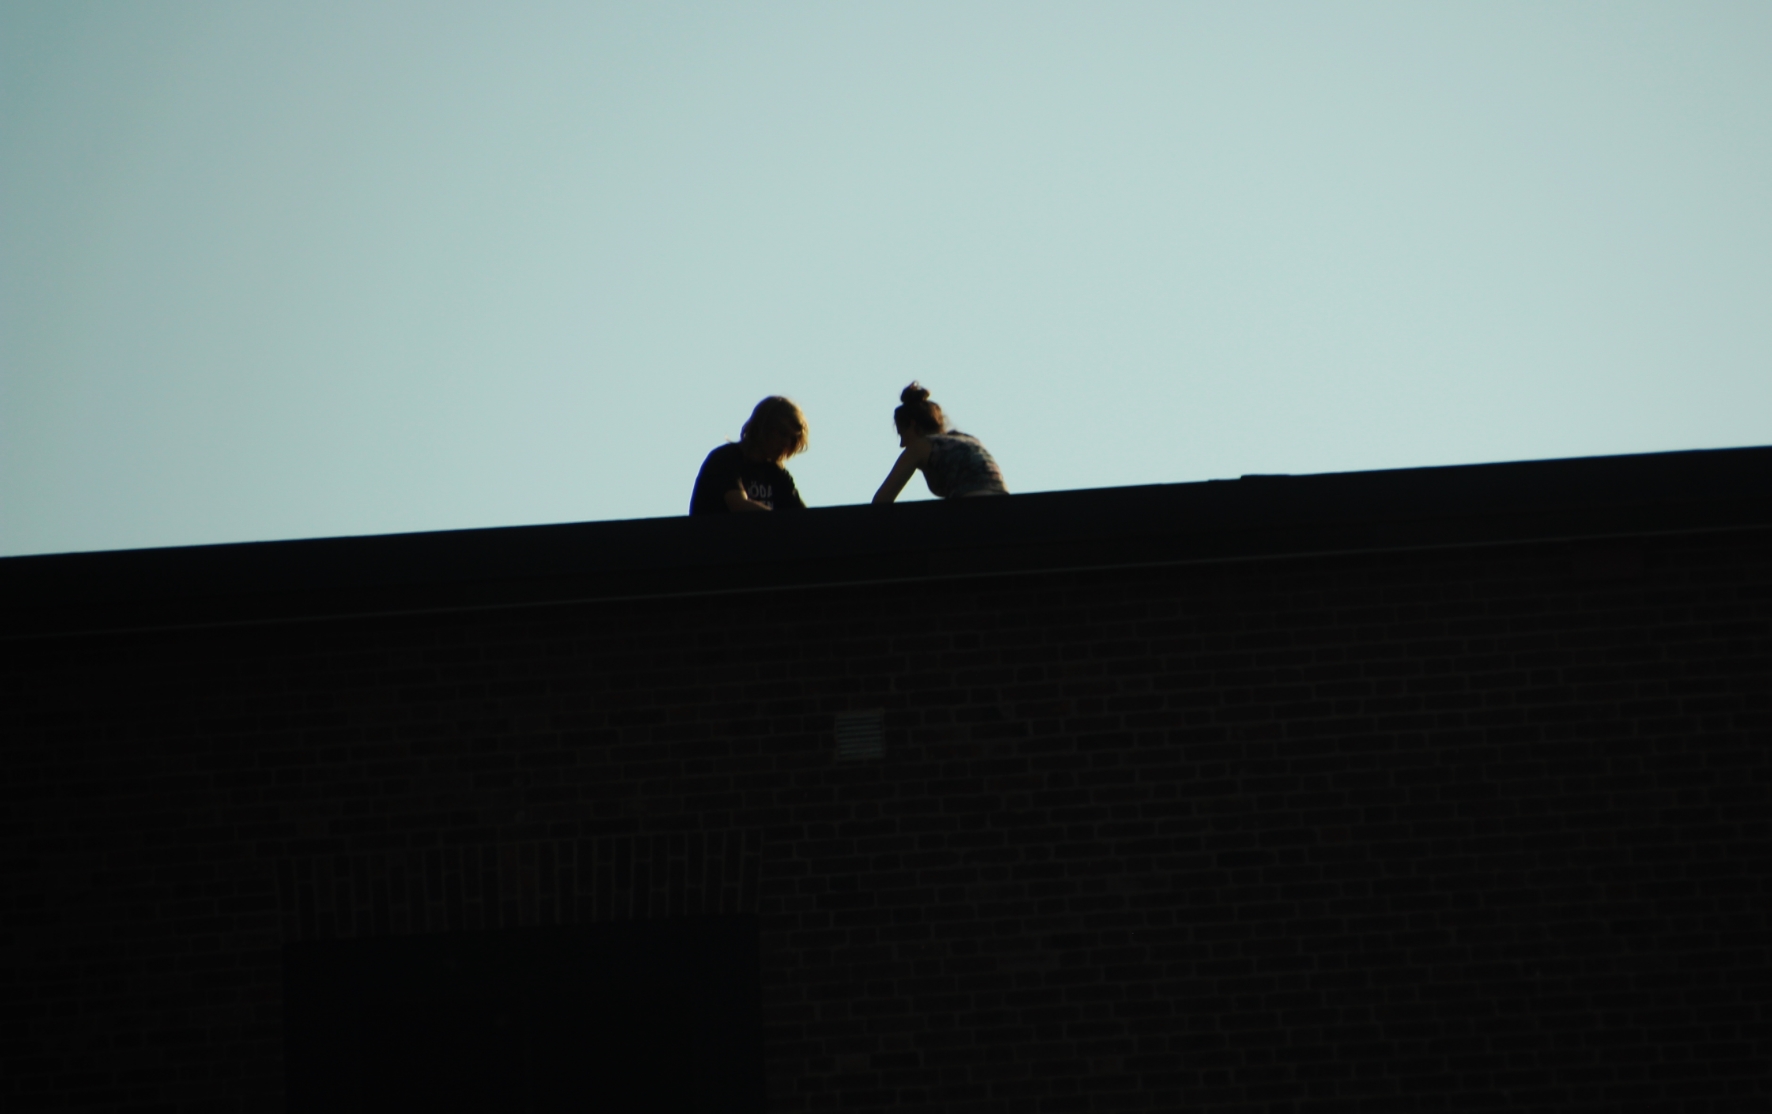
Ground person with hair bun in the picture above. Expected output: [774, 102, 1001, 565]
[872, 382, 1008, 504]
[690, 396, 810, 514]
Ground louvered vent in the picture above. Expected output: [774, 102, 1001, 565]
[834, 710, 885, 762]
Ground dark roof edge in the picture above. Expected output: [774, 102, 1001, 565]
[4, 445, 1769, 639]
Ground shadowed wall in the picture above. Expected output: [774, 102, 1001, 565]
[4, 448, 1769, 1111]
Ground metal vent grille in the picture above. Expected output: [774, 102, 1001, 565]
[834, 710, 885, 762]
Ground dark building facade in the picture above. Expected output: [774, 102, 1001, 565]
[3, 447, 1769, 1111]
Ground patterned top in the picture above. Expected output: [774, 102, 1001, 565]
[922, 432, 1008, 499]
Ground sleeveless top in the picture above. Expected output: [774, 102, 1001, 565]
[922, 432, 1008, 499]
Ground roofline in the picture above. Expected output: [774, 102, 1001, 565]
[4, 445, 1769, 640]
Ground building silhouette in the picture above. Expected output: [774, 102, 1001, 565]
[3, 447, 1769, 1111]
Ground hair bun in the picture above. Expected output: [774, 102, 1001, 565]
[893, 381, 946, 435]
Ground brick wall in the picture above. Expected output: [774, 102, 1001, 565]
[3, 454, 1769, 1111]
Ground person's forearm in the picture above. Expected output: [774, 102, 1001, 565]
[725, 490, 771, 512]
[874, 454, 917, 504]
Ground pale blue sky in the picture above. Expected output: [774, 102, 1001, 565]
[4, 1, 1769, 556]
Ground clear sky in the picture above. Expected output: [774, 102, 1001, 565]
[4, 2, 1769, 557]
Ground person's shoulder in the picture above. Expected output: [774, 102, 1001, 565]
[692, 443, 741, 489]
[703, 441, 741, 461]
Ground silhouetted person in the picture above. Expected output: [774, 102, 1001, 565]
[690, 396, 810, 514]
[873, 382, 1008, 504]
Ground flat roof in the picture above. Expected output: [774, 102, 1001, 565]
[4, 445, 1769, 638]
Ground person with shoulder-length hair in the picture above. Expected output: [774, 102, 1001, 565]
[690, 396, 810, 514]
[872, 382, 1008, 504]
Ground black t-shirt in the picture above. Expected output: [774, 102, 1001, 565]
[689, 442, 806, 515]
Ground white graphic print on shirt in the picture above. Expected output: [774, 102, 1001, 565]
[743, 479, 774, 509]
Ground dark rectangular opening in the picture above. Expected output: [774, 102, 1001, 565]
[284, 918, 764, 1113]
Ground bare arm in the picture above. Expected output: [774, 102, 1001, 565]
[726, 476, 771, 512]
[872, 442, 929, 505]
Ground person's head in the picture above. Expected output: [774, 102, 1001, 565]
[893, 381, 946, 439]
[740, 396, 809, 464]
